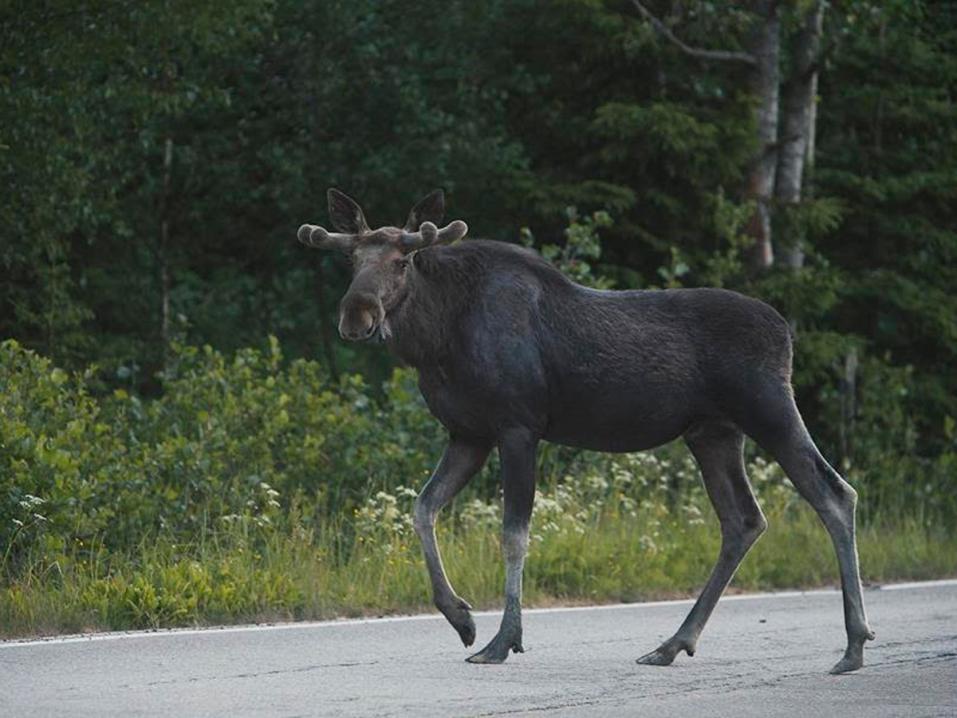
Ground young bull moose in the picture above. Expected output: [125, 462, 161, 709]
[297, 189, 874, 673]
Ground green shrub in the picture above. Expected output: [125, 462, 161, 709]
[1, 337, 955, 637]
[0, 337, 449, 570]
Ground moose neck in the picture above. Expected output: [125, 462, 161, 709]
[384, 245, 480, 368]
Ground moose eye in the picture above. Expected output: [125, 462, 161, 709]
[394, 258, 409, 271]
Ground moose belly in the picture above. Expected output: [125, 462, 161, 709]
[543, 381, 697, 453]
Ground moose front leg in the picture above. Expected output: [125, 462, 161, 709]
[467, 429, 537, 664]
[414, 436, 491, 647]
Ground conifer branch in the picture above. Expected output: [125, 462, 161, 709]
[630, 0, 757, 66]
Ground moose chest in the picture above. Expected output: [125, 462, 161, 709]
[415, 352, 548, 440]
[416, 365, 492, 438]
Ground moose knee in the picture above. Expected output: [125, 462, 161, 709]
[722, 511, 767, 550]
[836, 481, 858, 509]
[818, 469, 859, 526]
[812, 453, 859, 507]
[745, 512, 769, 543]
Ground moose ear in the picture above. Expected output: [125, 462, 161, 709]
[327, 189, 370, 234]
[404, 189, 445, 231]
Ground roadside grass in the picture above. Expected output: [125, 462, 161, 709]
[4, 339, 955, 639]
[3, 500, 954, 640]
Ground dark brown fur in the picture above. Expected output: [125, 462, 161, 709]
[298, 190, 874, 672]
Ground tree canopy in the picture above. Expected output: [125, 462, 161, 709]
[2, 0, 956, 477]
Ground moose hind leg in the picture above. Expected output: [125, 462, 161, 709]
[467, 429, 537, 664]
[414, 436, 491, 647]
[638, 422, 767, 666]
[761, 415, 874, 674]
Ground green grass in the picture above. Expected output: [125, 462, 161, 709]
[3, 502, 954, 639]
[4, 339, 955, 639]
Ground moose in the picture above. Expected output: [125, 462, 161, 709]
[297, 189, 874, 673]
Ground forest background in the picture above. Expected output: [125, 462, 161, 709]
[1, 0, 955, 635]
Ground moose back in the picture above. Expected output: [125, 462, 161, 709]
[297, 189, 873, 672]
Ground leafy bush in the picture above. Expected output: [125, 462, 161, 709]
[2, 334, 955, 636]
[0, 337, 443, 568]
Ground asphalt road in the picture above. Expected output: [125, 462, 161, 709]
[2, 580, 955, 717]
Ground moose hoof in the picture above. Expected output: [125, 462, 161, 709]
[454, 616, 477, 648]
[636, 637, 693, 666]
[636, 648, 676, 666]
[829, 632, 873, 675]
[466, 630, 523, 664]
[830, 650, 864, 676]
[438, 596, 476, 647]
[829, 653, 863, 675]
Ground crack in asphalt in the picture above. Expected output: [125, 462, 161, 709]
[107, 635, 957, 709]
[470, 698, 606, 716]
[457, 642, 957, 716]
[115, 660, 381, 690]
[5, 583, 955, 717]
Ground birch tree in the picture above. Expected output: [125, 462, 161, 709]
[631, 0, 826, 270]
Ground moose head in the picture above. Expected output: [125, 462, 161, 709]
[298, 189, 468, 342]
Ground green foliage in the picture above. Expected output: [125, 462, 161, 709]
[2, 0, 957, 635]
[3, 0, 955, 466]
[2, 337, 956, 635]
[522, 208, 615, 289]
[0, 338, 445, 567]
[2, 420, 954, 636]
[813, 0, 957, 450]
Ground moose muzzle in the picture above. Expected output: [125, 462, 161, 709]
[338, 290, 382, 342]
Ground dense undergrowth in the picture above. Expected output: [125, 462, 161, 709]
[1, 339, 955, 638]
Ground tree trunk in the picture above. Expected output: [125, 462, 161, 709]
[775, 0, 825, 270]
[745, 0, 781, 269]
[805, 60, 818, 196]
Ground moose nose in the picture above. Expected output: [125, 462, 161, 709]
[339, 324, 377, 342]
[338, 309, 378, 341]
[338, 291, 381, 341]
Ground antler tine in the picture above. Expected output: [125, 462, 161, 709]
[297, 224, 357, 252]
[436, 220, 468, 243]
[400, 220, 469, 252]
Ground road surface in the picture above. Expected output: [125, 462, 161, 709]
[2, 580, 955, 717]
